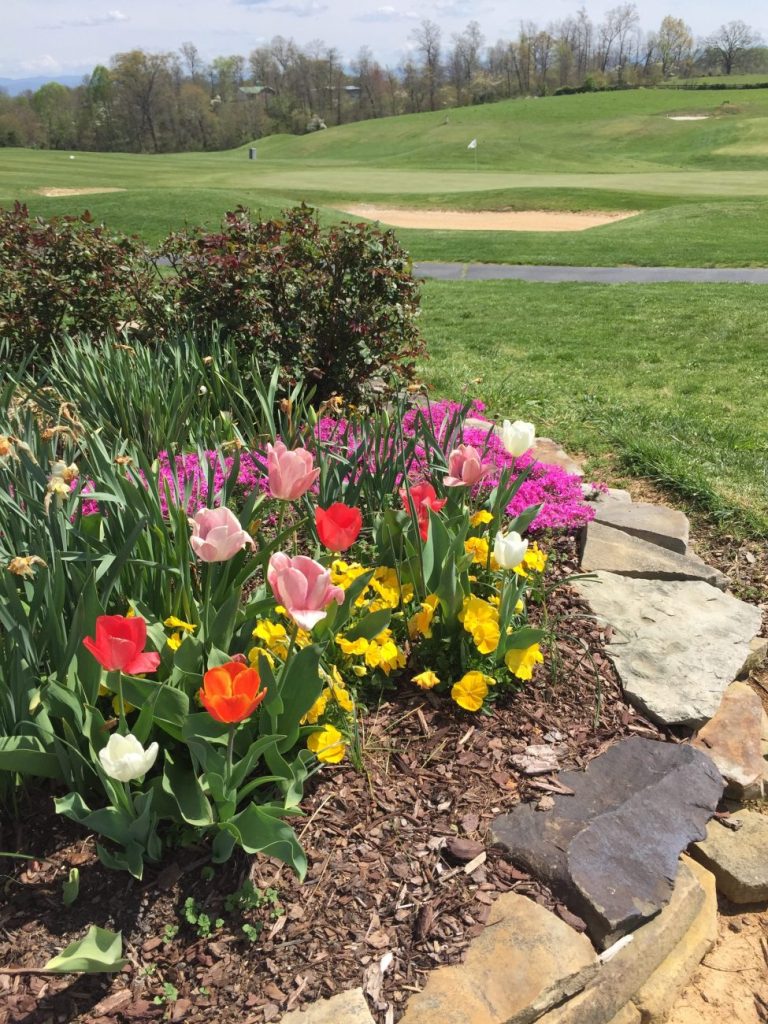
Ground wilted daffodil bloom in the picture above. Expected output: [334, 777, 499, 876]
[493, 530, 528, 571]
[501, 419, 536, 458]
[7, 554, 47, 578]
[99, 733, 159, 782]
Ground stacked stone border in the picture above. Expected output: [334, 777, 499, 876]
[277, 431, 767, 1024]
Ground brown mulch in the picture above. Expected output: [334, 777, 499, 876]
[0, 531, 746, 1024]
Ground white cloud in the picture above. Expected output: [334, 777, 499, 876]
[20, 54, 62, 72]
[46, 10, 128, 29]
[269, 0, 328, 15]
[354, 6, 420, 21]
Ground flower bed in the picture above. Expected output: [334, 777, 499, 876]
[2, 375, 611, 1018]
[1, 535, 663, 1023]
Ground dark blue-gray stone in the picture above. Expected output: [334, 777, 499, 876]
[491, 737, 724, 948]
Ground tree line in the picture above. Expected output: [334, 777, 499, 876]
[0, 11, 765, 152]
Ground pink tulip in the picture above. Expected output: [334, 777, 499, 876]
[189, 507, 255, 562]
[266, 440, 320, 501]
[443, 444, 492, 488]
[267, 552, 344, 630]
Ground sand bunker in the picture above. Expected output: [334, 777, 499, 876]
[337, 205, 638, 232]
[668, 115, 710, 121]
[36, 187, 126, 197]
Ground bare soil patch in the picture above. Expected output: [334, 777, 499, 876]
[337, 205, 639, 232]
[36, 187, 126, 197]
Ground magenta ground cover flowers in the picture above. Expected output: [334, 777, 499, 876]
[72, 400, 594, 533]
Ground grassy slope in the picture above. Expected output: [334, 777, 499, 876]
[4, 88, 768, 261]
[418, 281, 768, 535]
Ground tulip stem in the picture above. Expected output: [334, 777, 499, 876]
[226, 726, 236, 790]
[280, 623, 299, 685]
[110, 671, 127, 735]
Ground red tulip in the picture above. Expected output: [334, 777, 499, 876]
[315, 503, 363, 552]
[199, 661, 267, 724]
[400, 482, 448, 542]
[83, 614, 161, 675]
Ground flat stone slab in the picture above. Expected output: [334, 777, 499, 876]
[573, 573, 763, 727]
[690, 810, 768, 903]
[740, 635, 768, 677]
[580, 521, 727, 590]
[399, 892, 598, 1024]
[692, 682, 766, 799]
[539, 858, 712, 1024]
[492, 737, 723, 949]
[279, 988, 375, 1023]
[591, 500, 689, 554]
[532, 437, 584, 477]
[582, 486, 632, 505]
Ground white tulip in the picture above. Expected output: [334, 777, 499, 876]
[494, 530, 528, 570]
[501, 419, 536, 457]
[99, 733, 159, 783]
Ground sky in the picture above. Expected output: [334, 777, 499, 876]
[2, 0, 767, 80]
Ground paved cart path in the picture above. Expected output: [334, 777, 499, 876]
[413, 263, 768, 283]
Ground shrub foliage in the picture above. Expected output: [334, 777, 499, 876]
[0, 203, 425, 403]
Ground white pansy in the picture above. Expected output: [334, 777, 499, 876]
[493, 530, 528, 570]
[99, 733, 159, 782]
[501, 419, 536, 457]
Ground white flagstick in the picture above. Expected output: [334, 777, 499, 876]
[467, 137, 478, 170]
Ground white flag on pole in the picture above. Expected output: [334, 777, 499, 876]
[467, 138, 477, 149]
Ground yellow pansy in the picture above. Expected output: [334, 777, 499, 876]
[352, 664, 367, 677]
[302, 691, 329, 725]
[514, 543, 548, 578]
[307, 724, 346, 763]
[451, 671, 491, 712]
[464, 536, 489, 565]
[459, 595, 498, 633]
[164, 615, 197, 632]
[330, 559, 368, 590]
[470, 510, 494, 527]
[408, 594, 440, 640]
[472, 618, 500, 655]
[252, 619, 289, 656]
[412, 669, 440, 690]
[326, 684, 354, 713]
[248, 645, 276, 670]
[365, 638, 405, 675]
[371, 566, 402, 609]
[338, 635, 370, 657]
[505, 643, 544, 680]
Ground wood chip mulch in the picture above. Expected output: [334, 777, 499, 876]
[1, 537, 667, 1024]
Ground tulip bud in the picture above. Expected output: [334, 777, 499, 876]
[493, 530, 528, 570]
[98, 733, 159, 782]
[501, 420, 536, 458]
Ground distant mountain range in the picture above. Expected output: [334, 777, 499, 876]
[0, 74, 86, 96]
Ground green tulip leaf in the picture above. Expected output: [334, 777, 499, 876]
[43, 926, 127, 974]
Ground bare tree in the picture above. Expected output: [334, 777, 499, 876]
[410, 20, 442, 111]
[705, 20, 762, 75]
[656, 16, 693, 77]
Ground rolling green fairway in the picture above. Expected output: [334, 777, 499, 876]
[4, 87, 768, 263]
[418, 281, 768, 535]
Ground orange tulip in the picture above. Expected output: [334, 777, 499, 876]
[199, 661, 267, 724]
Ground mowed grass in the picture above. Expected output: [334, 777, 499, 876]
[5, 87, 768, 261]
[418, 281, 768, 535]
